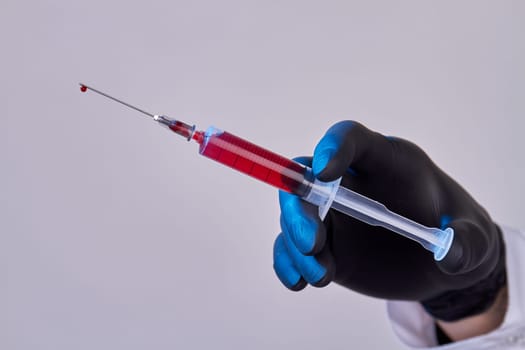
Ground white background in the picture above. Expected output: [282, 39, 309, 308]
[3, 1, 524, 349]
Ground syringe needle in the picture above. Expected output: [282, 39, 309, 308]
[82, 83, 455, 259]
[79, 83, 155, 118]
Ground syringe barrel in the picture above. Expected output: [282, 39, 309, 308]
[198, 127, 313, 196]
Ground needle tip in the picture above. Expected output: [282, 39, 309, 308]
[77, 82, 155, 118]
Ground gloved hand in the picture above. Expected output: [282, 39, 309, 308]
[273, 121, 506, 321]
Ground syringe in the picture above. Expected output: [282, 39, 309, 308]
[80, 83, 454, 261]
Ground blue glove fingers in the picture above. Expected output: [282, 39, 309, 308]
[279, 190, 326, 255]
[274, 155, 330, 289]
[273, 233, 307, 291]
[282, 226, 327, 285]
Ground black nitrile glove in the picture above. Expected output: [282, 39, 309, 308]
[273, 121, 506, 321]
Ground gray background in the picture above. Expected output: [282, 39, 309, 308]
[3, 1, 524, 349]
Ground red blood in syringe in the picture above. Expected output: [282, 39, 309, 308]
[197, 129, 310, 196]
[80, 85, 87, 92]
[155, 116, 309, 195]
